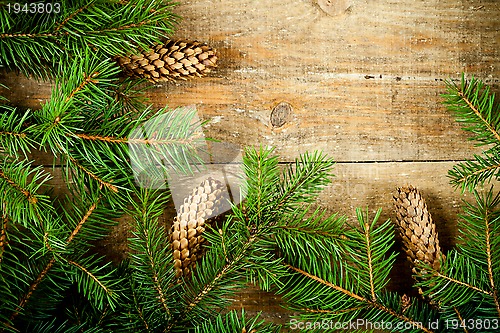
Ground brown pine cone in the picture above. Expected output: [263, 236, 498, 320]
[170, 177, 225, 278]
[115, 39, 218, 82]
[393, 186, 445, 276]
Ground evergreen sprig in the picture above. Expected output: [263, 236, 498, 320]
[124, 187, 178, 332]
[443, 74, 500, 148]
[0, 157, 52, 226]
[0, 1, 214, 328]
[444, 75, 500, 192]
[160, 147, 336, 331]
[418, 188, 500, 321]
[278, 209, 439, 333]
[0, 0, 178, 79]
[0, 188, 125, 332]
[0, 99, 34, 157]
[193, 310, 282, 333]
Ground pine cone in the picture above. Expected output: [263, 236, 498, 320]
[170, 177, 225, 278]
[393, 186, 444, 275]
[115, 39, 217, 82]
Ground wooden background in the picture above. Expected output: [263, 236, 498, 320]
[1, 0, 499, 329]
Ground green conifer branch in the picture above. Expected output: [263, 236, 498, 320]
[0, 158, 52, 226]
[285, 265, 435, 333]
[443, 74, 500, 147]
[64, 154, 119, 193]
[0, 0, 178, 78]
[0, 195, 114, 330]
[167, 148, 333, 330]
[449, 152, 500, 192]
[272, 207, 346, 267]
[170, 230, 259, 329]
[417, 188, 500, 319]
[445, 75, 500, 192]
[32, 51, 120, 153]
[241, 146, 280, 226]
[345, 209, 396, 297]
[53, 1, 95, 33]
[278, 209, 441, 332]
[0, 103, 34, 157]
[4, 256, 56, 329]
[0, 203, 7, 265]
[433, 268, 491, 296]
[126, 188, 176, 329]
[62, 254, 122, 312]
[66, 258, 111, 301]
[276, 151, 335, 212]
[193, 310, 282, 333]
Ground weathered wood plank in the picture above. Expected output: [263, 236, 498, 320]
[1, 1, 498, 163]
[157, 0, 499, 161]
[44, 161, 478, 258]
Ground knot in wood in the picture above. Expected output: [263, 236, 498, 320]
[270, 102, 292, 128]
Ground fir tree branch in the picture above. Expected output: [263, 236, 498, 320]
[6, 257, 57, 326]
[0, 159, 52, 226]
[169, 214, 286, 330]
[418, 188, 500, 314]
[344, 209, 396, 297]
[286, 264, 364, 302]
[275, 151, 335, 213]
[457, 88, 500, 144]
[448, 152, 500, 192]
[0, 104, 34, 157]
[286, 264, 435, 333]
[272, 207, 346, 266]
[132, 290, 150, 331]
[483, 204, 500, 316]
[0, 0, 178, 78]
[64, 71, 100, 103]
[54, 1, 95, 33]
[364, 218, 377, 302]
[141, 225, 170, 318]
[66, 200, 98, 244]
[3, 198, 101, 327]
[66, 154, 119, 193]
[127, 188, 175, 328]
[0, 168, 37, 204]
[0, 203, 7, 265]
[444, 74, 500, 147]
[432, 271, 492, 296]
[181, 232, 259, 319]
[66, 259, 110, 296]
[453, 307, 470, 333]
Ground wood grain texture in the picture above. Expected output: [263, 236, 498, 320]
[158, 0, 499, 161]
[1, 0, 499, 328]
[1, 0, 499, 162]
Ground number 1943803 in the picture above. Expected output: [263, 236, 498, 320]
[6, 2, 61, 14]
